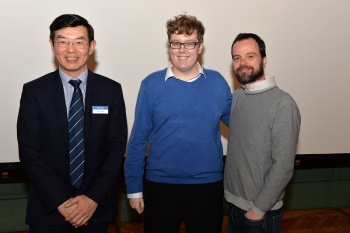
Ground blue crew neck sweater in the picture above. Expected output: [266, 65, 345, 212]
[124, 68, 232, 194]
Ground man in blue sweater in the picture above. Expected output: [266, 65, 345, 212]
[124, 14, 232, 233]
[224, 33, 301, 233]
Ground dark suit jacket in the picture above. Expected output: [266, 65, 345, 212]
[17, 69, 127, 225]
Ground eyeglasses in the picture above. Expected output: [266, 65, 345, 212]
[54, 40, 89, 49]
[169, 41, 199, 50]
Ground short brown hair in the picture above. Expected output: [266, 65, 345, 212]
[166, 14, 205, 43]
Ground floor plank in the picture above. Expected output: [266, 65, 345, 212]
[16, 207, 350, 233]
[114, 207, 350, 233]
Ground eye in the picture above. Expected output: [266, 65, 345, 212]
[172, 42, 180, 46]
[233, 56, 240, 61]
[186, 42, 195, 46]
[75, 41, 83, 45]
[247, 54, 256, 60]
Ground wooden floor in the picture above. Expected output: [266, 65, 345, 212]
[16, 207, 350, 233]
[108, 207, 350, 233]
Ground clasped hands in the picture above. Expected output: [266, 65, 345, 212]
[58, 195, 98, 228]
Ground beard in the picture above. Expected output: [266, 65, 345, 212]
[234, 61, 264, 85]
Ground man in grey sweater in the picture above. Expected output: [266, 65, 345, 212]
[224, 33, 301, 233]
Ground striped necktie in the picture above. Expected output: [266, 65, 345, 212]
[68, 79, 85, 189]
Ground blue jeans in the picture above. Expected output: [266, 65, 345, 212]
[227, 203, 283, 233]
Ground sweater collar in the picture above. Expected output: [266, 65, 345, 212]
[243, 76, 277, 93]
[165, 62, 206, 82]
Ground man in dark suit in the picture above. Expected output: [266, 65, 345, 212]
[17, 14, 127, 233]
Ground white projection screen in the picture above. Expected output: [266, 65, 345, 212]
[1, 0, 349, 163]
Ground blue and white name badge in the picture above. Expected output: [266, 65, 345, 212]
[92, 106, 109, 114]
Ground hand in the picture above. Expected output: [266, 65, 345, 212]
[129, 197, 144, 214]
[245, 209, 264, 220]
[58, 198, 77, 218]
[64, 195, 98, 228]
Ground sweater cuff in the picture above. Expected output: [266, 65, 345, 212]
[251, 204, 266, 216]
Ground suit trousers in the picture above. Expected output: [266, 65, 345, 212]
[143, 179, 223, 233]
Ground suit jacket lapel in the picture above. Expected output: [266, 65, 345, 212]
[51, 70, 69, 147]
[84, 70, 98, 144]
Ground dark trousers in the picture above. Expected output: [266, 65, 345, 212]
[143, 179, 224, 233]
[227, 203, 283, 233]
[29, 222, 109, 233]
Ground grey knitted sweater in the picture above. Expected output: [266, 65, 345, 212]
[224, 79, 301, 216]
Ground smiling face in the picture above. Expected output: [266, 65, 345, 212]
[232, 38, 267, 88]
[168, 31, 204, 80]
[50, 25, 96, 78]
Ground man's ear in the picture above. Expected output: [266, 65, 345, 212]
[262, 57, 267, 68]
[198, 42, 204, 54]
[49, 39, 55, 52]
[88, 40, 96, 55]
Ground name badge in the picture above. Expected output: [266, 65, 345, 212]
[92, 106, 108, 114]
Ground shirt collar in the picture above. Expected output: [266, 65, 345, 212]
[59, 69, 88, 86]
[165, 62, 206, 81]
[243, 76, 276, 92]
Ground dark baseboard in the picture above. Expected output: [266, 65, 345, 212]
[0, 162, 27, 184]
[1, 154, 350, 183]
[294, 153, 350, 169]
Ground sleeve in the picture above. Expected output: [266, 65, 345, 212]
[252, 97, 301, 215]
[221, 82, 232, 126]
[17, 84, 72, 213]
[124, 80, 153, 194]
